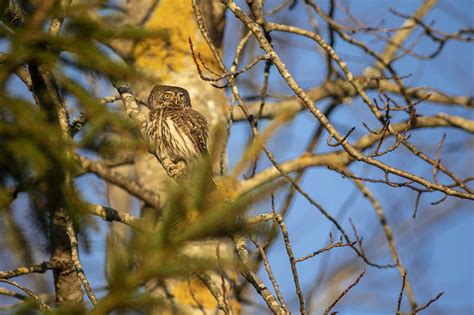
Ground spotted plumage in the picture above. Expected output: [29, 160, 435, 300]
[145, 85, 209, 166]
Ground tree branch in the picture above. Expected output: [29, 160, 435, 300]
[238, 115, 473, 198]
[0, 262, 57, 279]
[76, 154, 162, 210]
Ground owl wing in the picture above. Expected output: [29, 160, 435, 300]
[149, 108, 208, 164]
[183, 108, 209, 155]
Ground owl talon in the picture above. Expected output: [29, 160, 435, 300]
[167, 161, 187, 177]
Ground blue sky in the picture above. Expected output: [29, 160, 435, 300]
[223, 1, 473, 313]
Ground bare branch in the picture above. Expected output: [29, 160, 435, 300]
[0, 262, 57, 279]
[376, 0, 437, 68]
[344, 169, 416, 310]
[0, 279, 51, 312]
[414, 291, 444, 313]
[233, 236, 287, 314]
[252, 238, 288, 312]
[0, 287, 27, 301]
[239, 115, 474, 197]
[223, 0, 473, 200]
[232, 78, 473, 121]
[86, 204, 140, 228]
[323, 269, 366, 315]
[295, 239, 356, 263]
[397, 271, 407, 314]
[76, 154, 162, 210]
[272, 214, 306, 314]
[64, 212, 97, 305]
[198, 274, 230, 314]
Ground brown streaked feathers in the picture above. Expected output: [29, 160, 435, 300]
[145, 85, 209, 165]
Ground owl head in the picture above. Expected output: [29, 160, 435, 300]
[147, 85, 191, 109]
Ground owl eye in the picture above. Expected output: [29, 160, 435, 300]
[163, 92, 173, 99]
[178, 93, 185, 102]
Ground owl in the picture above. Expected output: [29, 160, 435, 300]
[145, 85, 209, 172]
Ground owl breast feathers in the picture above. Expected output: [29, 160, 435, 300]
[145, 85, 209, 165]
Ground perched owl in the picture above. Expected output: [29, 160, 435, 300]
[145, 85, 209, 171]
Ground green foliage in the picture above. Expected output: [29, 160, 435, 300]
[0, 1, 156, 286]
[0, 1, 278, 312]
[99, 161, 279, 313]
[0, 0, 150, 219]
[1, 96, 65, 183]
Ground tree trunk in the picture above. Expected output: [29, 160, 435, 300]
[106, 1, 237, 313]
[50, 209, 83, 305]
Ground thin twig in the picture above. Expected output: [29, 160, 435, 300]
[252, 238, 288, 312]
[223, 0, 474, 201]
[0, 279, 51, 311]
[64, 213, 98, 305]
[433, 133, 446, 185]
[233, 236, 287, 314]
[323, 269, 366, 315]
[271, 213, 306, 314]
[414, 291, 444, 313]
[295, 239, 356, 263]
[198, 274, 229, 314]
[397, 271, 407, 314]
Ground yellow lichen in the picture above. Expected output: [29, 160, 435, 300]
[134, 0, 219, 81]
